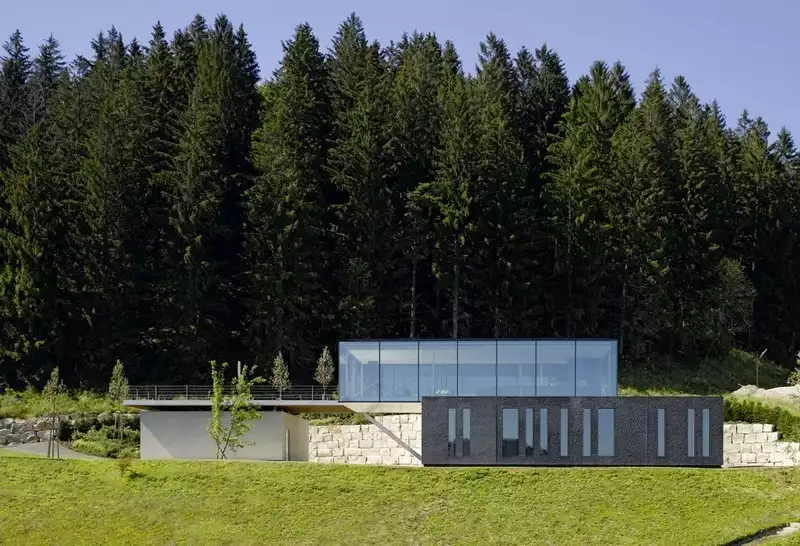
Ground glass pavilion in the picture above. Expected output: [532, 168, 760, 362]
[339, 339, 618, 402]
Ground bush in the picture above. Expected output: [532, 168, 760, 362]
[72, 439, 116, 458]
[724, 397, 800, 442]
[117, 447, 140, 459]
[67, 421, 140, 459]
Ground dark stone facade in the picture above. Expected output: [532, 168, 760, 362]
[421, 396, 723, 467]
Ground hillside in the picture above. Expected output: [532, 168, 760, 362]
[1, 458, 800, 545]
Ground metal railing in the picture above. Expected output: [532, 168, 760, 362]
[128, 385, 339, 402]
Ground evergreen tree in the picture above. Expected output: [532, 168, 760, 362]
[411, 43, 476, 337]
[327, 14, 395, 339]
[469, 33, 529, 337]
[386, 32, 442, 338]
[246, 23, 332, 373]
[0, 30, 32, 170]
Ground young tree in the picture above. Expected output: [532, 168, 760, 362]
[43, 366, 63, 458]
[207, 360, 265, 459]
[313, 346, 334, 399]
[270, 351, 290, 399]
[108, 359, 129, 441]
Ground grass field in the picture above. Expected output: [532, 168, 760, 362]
[1, 457, 800, 545]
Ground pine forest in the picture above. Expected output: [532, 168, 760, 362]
[1, 13, 798, 389]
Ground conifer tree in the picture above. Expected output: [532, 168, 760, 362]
[246, 23, 332, 372]
[327, 14, 395, 338]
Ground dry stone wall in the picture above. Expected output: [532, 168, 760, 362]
[0, 418, 55, 445]
[308, 414, 422, 466]
[723, 423, 800, 467]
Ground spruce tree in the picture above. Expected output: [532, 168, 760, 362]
[246, 23, 332, 373]
[327, 14, 395, 339]
[0, 30, 32, 170]
[386, 32, 442, 337]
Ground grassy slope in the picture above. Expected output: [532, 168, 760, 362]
[1, 458, 800, 546]
[618, 348, 788, 395]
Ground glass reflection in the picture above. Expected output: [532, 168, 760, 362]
[419, 341, 457, 397]
[458, 341, 497, 396]
[448, 408, 456, 457]
[339, 342, 380, 402]
[525, 408, 534, 456]
[497, 341, 535, 396]
[502, 408, 519, 458]
[576, 340, 617, 396]
[379, 341, 419, 401]
[597, 409, 615, 456]
[463, 408, 471, 457]
[338, 339, 619, 402]
[537, 341, 576, 396]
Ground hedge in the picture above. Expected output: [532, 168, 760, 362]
[724, 397, 800, 442]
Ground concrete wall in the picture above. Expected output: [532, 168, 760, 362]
[140, 410, 308, 461]
[308, 415, 422, 466]
[724, 423, 800, 467]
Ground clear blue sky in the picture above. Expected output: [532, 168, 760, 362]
[4, 0, 797, 136]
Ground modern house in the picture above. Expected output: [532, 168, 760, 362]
[340, 339, 723, 467]
[125, 338, 723, 466]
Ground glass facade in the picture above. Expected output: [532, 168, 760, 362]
[339, 339, 619, 402]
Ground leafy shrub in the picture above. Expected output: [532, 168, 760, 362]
[72, 439, 115, 458]
[724, 397, 800, 442]
[68, 422, 140, 459]
[117, 447, 140, 459]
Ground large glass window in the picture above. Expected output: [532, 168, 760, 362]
[576, 340, 617, 396]
[419, 341, 457, 397]
[339, 342, 380, 401]
[497, 341, 535, 396]
[458, 341, 497, 396]
[379, 342, 419, 401]
[502, 408, 519, 458]
[537, 341, 576, 396]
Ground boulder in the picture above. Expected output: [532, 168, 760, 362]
[10, 421, 29, 434]
[21, 431, 38, 443]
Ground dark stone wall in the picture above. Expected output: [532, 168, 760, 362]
[421, 396, 723, 467]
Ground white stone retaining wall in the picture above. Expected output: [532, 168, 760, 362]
[723, 423, 800, 467]
[308, 414, 422, 466]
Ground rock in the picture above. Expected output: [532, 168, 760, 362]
[21, 432, 38, 443]
[10, 421, 28, 434]
[7, 433, 23, 445]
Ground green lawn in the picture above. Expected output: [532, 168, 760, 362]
[1, 459, 800, 545]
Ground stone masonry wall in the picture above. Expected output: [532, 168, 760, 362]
[309, 416, 800, 468]
[723, 423, 800, 467]
[308, 414, 422, 466]
[0, 417, 56, 445]
[0, 413, 138, 447]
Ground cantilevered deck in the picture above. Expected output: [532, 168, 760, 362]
[124, 385, 421, 414]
